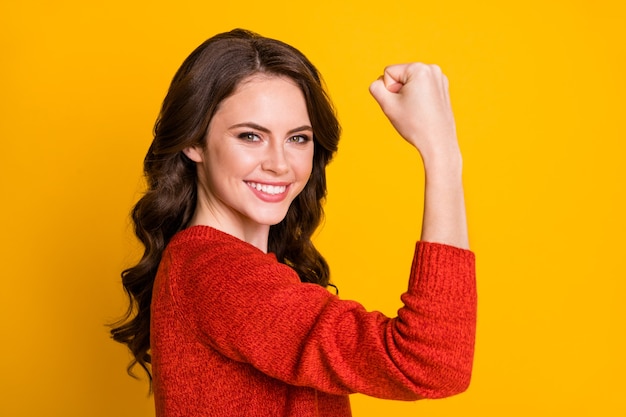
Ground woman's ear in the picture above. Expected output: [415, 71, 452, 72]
[183, 146, 204, 163]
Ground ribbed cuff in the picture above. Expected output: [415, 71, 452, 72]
[408, 241, 476, 300]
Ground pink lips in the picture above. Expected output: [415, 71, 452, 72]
[245, 181, 290, 203]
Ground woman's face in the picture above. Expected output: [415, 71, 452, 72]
[185, 75, 314, 238]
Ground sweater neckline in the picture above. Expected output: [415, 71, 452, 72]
[172, 225, 275, 258]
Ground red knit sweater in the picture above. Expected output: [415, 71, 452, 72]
[150, 226, 476, 417]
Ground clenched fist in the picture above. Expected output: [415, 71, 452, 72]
[369, 63, 460, 165]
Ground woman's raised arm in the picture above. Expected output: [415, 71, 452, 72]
[369, 63, 469, 249]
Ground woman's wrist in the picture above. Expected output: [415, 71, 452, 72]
[421, 146, 463, 180]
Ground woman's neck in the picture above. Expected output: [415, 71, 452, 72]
[188, 207, 270, 253]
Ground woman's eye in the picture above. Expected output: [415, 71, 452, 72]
[288, 135, 310, 144]
[238, 132, 260, 142]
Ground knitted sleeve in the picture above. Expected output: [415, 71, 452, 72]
[166, 228, 476, 400]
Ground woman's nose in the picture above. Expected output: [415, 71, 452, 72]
[261, 143, 289, 174]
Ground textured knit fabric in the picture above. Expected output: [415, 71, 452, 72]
[151, 226, 476, 417]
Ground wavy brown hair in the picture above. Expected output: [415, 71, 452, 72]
[110, 29, 340, 382]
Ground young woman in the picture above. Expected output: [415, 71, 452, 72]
[111, 29, 476, 417]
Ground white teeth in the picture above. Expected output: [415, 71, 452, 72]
[247, 182, 287, 195]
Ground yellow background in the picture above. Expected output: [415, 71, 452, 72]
[1, 0, 624, 416]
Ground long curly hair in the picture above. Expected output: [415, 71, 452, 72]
[110, 29, 341, 383]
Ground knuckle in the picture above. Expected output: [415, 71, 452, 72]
[409, 62, 442, 79]
[430, 64, 442, 74]
[408, 62, 426, 72]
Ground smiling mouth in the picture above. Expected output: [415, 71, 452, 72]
[246, 181, 287, 195]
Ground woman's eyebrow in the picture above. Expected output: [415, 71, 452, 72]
[287, 125, 314, 135]
[229, 122, 313, 135]
[229, 122, 270, 133]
